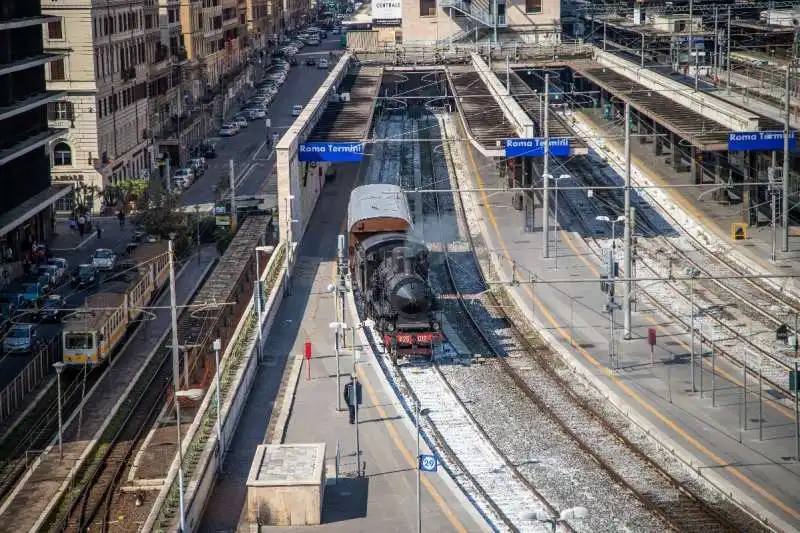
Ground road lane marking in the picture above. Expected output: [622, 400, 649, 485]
[465, 143, 800, 520]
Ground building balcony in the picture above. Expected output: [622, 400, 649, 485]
[0, 91, 65, 123]
[0, 128, 66, 167]
[121, 66, 137, 82]
[0, 53, 63, 78]
[0, 15, 58, 32]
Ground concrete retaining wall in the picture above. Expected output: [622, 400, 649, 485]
[276, 52, 353, 247]
[143, 247, 287, 532]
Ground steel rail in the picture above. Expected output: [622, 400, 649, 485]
[440, 113, 745, 531]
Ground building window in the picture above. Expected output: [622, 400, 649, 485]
[48, 101, 74, 121]
[419, 0, 436, 17]
[48, 21, 63, 40]
[50, 59, 66, 81]
[53, 142, 73, 166]
[525, 0, 541, 13]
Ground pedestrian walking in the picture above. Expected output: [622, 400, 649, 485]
[77, 215, 86, 237]
[343, 375, 362, 424]
[68, 218, 77, 234]
[96, 224, 102, 240]
[117, 210, 125, 229]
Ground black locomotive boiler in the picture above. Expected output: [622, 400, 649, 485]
[348, 184, 442, 361]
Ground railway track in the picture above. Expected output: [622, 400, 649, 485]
[559, 139, 800, 402]
[424, 112, 757, 531]
[0, 364, 100, 504]
[46, 343, 171, 532]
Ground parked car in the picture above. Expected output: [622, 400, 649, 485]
[318, 58, 329, 69]
[174, 167, 195, 185]
[306, 57, 317, 66]
[232, 117, 249, 128]
[332, 27, 341, 35]
[292, 104, 303, 116]
[73, 264, 98, 288]
[245, 108, 267, 119]
[91, 248, 117, 271]
[219, 124, 239, 137]
[20, 281, 47, 304]
[47, 257, 68, 281]
[4, 323, 39, 354]
[37, 294, 65, 322]
[37, 264, 64, 287]
[201, 142, 217, 158]
[189, 157, 207, 173]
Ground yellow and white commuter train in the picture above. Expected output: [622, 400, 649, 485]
[62, 242, 170, 366]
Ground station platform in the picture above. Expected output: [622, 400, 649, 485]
[578, 108, 800, 279]
[199, 159, 485, 531]
[0, 247, 216, 531]
[441, 110, 800, 530]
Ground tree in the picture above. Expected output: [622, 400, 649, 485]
[73, 183, 100, 216]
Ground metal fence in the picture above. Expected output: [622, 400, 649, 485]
[0, 339, 61, 425]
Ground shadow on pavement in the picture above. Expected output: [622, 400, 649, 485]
[322, 475, 369, 523]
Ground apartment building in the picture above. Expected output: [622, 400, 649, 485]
[150, 0, 205, 168]
[182, 0, 247, 96]
[383, 0, 561, 44]
[0, 1, 68, 258]
[246, 0, 271, 51]
[43, 0, 156, 214]
[284, 0, 310, 31]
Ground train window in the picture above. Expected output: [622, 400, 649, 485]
[65, 333, 93, 350]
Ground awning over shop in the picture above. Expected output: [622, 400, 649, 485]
[0, 184, 72, 237]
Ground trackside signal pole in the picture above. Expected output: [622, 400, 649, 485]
[168, 237, 186, 532]
[542, 73, 551, 258]
[623, 102, 632, 339]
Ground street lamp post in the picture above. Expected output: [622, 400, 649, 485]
[212, 338, 223, 472]
[549, 173, 571, 270]
[686, 267, 700, 392]
[284, 195, 296, 295]
[415, 402, 431, 533]
[168, 236, 186, 532]
[329, 321, 346, 412]
[596, 215, 625, 369]
[53, 362, 65, 461]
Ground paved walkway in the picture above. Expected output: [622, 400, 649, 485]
[443, 111, 800, 530]
[0, 248, 216, 532]
[199, 153, 484, 532]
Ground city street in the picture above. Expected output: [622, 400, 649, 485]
[181, 35, 345, 206]
[0, 217, 136, 388]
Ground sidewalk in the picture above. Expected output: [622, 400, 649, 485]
[0, 247, 216, 531]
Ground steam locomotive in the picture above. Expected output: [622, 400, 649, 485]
[348, 184, 442, 362]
